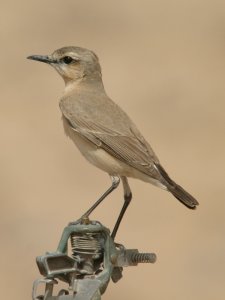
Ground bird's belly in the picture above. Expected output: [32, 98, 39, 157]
[72, 131, 133, 175]
[63, 118, 165, 188]
[79, 139, 165, 189]
[63, 119, 129, 175]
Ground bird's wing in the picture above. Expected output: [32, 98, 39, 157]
[61, 109, 160, 178]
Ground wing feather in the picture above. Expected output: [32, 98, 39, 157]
[62, 111, 160, 178]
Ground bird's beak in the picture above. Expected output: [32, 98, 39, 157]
[27, 55, 57, 64]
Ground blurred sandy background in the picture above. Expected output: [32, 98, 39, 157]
[1, 0, 225, 299]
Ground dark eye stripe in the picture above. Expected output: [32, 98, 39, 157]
[62, 56, 73, 64]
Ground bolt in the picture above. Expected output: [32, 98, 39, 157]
[130, 252, 157, 264]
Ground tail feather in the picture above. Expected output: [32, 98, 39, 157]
[167, 183, 199, 209]
[155, 163, 199, 209]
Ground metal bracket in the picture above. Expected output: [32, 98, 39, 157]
[32, 217, 156, 300]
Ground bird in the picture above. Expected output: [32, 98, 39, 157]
[27, 46, 199, 238]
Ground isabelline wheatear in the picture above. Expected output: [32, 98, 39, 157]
[28, 46, 199, 238]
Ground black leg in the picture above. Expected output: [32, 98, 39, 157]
[111, 193, 132, 240]
[81, 175, 120, 218]
[111, 177, 132, 240]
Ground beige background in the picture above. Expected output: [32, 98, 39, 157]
[1, 1, 225, 299]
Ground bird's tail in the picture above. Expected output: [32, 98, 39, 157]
[155, 163, 199, 209]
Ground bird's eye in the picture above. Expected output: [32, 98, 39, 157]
[62, 56, 73, 64]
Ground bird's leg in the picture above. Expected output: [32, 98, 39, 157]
[81, 175, 120, 218]
[111, 177, 132, 240]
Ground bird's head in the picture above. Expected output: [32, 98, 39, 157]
[27, 46, 102, 84]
